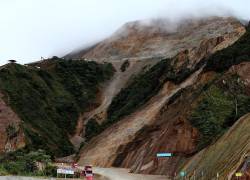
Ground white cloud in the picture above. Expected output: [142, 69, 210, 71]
[0, 0, 249, 65]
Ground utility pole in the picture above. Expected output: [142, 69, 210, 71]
[216, 172, 219, 179]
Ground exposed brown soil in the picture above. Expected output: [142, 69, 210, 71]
[181, 113, 250, 180]
[78, 67, 204, 168]
[0, 92, 25, 153]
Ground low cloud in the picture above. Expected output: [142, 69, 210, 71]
[0, 0, 249, 65]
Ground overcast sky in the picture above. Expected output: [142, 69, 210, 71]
[0, 0, 250, 65]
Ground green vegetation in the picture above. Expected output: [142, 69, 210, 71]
[106, 58, 196, 125]
[83, 26, 250, 144]
[0, 149, 56, 176]
[85, 119, 103, 140]
[0, 165, 8, 176]
[204, 26, 250, 72]
[6, 124, 18, 139]
[83, 57, 201, 142]
[189, 75, 250, 150]
[0, 59, 114, 156]
[120, 60, 130, 72]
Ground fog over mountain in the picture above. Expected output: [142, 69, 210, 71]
[0, 0, 249, 65]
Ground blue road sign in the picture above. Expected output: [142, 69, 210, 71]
[156, 153, 172, 157]
[180, 171, 186, 177]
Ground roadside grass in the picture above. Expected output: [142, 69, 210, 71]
[0, 149, 57, 177]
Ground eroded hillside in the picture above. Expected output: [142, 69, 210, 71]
[96, 24, 250, 179]
[71, 17, 245, 148]
[76, 17, 250, 179]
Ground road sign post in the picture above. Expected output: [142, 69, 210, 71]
[156, 153, 172, 157]
[235, 172, 243, 180]
[180, 171, 186, 180]
[57, 168, 75, 179]
[216, 172, 219, 179]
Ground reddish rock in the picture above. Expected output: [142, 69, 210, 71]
[0, 92, 25, 153]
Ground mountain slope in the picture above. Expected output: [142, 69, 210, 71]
[0, 16, 249, 179]
[76, 18, 249, 179]
[0, 60, 114, 156]
[70, 16, 244, 143]
[182, 113, 250, 179]
[110, 25, 250, 177]
[66, 18, 245, 149]
[66, 17, 244, 62]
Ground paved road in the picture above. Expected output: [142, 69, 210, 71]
[0, 177, 49, 180]
[93, 167, 169, 180]
[0, 176, 105, 180]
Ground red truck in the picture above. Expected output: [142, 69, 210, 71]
[82, 165, 93, 180]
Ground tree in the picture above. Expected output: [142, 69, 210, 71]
[6, 124, 18, 139]
[8, 60, 16, 63]
[51, 56, 59, 60]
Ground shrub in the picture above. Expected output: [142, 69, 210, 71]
[43, 164, 57, 177]
[0, 149, 55, 176]
[0, 164, 8, 175]
[85, 119, 102, 141]
[120, 60, 130, 72]
[6, 124, 18, 139]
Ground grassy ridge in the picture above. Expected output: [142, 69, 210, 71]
[0, 59, 114, 156]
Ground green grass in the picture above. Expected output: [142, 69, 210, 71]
[189, 26, 250, 150]
[0, 59, 114, 156]
[189, 75, 250, 150]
